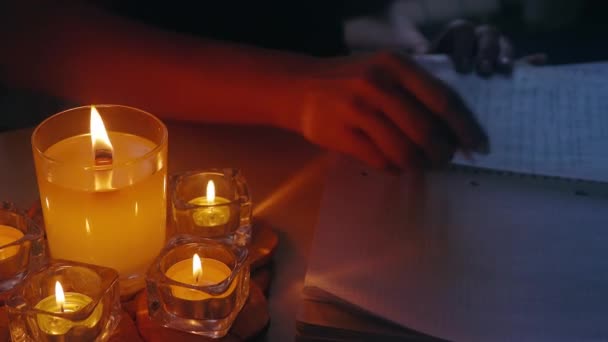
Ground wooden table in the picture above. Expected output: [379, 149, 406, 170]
[0, 121, 330, 341]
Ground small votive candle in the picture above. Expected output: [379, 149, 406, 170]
[189, 180, 231, 228]
[7, 260, 122, 342]
[0, 202, 46, 294]
[165, 253, 236, 301]
[171, 169, 252, 246]
[146, 235, 250, 338]
[34, 281, 103, 336]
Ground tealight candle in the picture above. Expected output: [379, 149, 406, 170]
[0, 224, 24, 260]
[170, 169, 252, 245]
[35, 281, 103, 336]
[189, 180, 231, 227]
[32, 105, 168, 296]
[7, 260, 121, 342]
[0, 205, 45, 293]
[165, 253, 235, 300]
[146, 236, 249, 338]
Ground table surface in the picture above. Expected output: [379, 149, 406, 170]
[0, 121, 330, 341]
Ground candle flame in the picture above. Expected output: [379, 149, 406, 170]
[192, 253, 202, 283]
[90, 106, 114, 190]
[206, 180, 215, 204]
[55, 281, 65, 312]
[90, 105, 113, 155]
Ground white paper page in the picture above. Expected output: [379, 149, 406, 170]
[417, 56, 608, 182]
[549, 61, 608, 77]
[305, 156, 608, 342]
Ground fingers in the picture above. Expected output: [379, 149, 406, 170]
[349, 128, 426, 172]
[474, 25, 516, 76]
[475, 25, 500, 77]
[353, 75, 455, 167]
[348, 97, 430, 169]
[434, 20, 515, 77]
[306, 50, 489, 171]
[497, 36, 515, 73]
[432, 20, 477, 73]
[373, 52, 489, 153]
[333, 127, 389, 170]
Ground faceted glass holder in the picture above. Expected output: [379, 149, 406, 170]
[170, 169, 252, 246]
[0, 202, 46, 294]
[146, 235, 250, 338]
[6, 260, 121, 342]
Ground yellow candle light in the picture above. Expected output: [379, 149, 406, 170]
[33, 105, 167, 296]
[35, 281, 102, 335]
[189, 180, 231, 227]
[0, 225, 24, 260]
[165, 253, 235, 301]
[90, 106, 114, 191]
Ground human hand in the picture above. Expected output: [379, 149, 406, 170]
[291, 51, 489, 171]
[431, 20, 514, 77]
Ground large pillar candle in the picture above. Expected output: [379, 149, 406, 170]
[32, 105, 168, 296]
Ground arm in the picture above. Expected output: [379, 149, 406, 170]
[1, 1, 488, 171]
[0, 1, 313, 130]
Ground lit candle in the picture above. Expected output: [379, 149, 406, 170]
[165, 253, 235, 300]
[90, 106, 114, 191]
[34, 105, 167, 295]
[35, 281, 102, 335]
[189, 180, 231, 227]
[0, 225, 24, 261]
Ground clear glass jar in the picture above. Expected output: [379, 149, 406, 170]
[32, 105, 168, 296]
[146, 234, 250, 338]
[170, 169, 252, 246]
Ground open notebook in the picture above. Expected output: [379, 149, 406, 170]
[297, 57, 608, 341]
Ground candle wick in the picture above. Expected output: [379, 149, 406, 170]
[94, 148, 113, 167]
[195, 274, 199, 284]
[60, 304, 65, 313]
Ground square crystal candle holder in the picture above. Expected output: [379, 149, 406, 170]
[170, 169, 252, 246]
[146, 235, 250, 338]
[0, 202, 46, 294]
[6, 260, 121, 342]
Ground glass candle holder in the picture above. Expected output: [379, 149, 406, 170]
[6, 259, 121, 342]
[170, 169, 252, 246]
[146, 235, 250, 338]
[0, 202, 46, 295]
[32, 105, 168, 296]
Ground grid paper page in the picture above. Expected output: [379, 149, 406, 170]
[418, 56, 608, 182]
